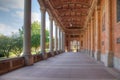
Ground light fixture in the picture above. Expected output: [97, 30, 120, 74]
[70, 23, 72, 27]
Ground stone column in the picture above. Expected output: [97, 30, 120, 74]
[58, 28, 61, 51]
[23, 0, 33, 65]
[40, 7, 46, 56]
[62, 32, 65, 51]
[88, 22, 91, 55]
[61, 31, 63, 51]
[88, 23, 91, 56]
[49, 16, 53, 55]
[86, 28, 88, 53]
[55, 23, 58, 51]
[57, 27, 59, 51]
[87, 24, 89, 54]
[104, 0, 113, 67]
[90, 17, 94, 57]
[95, 6, 101, 61]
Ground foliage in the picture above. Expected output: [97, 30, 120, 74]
[19, 27, 23, 37]
[0, 35, 13, 58]
[31, 21, 50, 54]
[31, 34, 40, 53]
[31, 21, 40, 53]
[46, 30, 49, 44]
[31, 21, 40, 34]
[0, 20, 50, 58]
[11, 33, 23, 57]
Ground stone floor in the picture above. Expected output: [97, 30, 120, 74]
[0, 52, 120, 80]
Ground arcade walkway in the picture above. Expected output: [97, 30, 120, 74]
[0, 52, 120, 80]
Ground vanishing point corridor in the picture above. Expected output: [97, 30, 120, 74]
[1, 52, 120, 80]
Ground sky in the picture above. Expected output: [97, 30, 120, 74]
[0, 0, 53, 36]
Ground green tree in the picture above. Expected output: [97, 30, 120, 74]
[45, 30, 49, 50]
[11, 33, 23, 57]
[19, 27, 23, 37]
[31, 21, 40, 53]
[18, 21, 50, 54]
[31, 34, 40, 53]
[0, 35, 13, 58]
[31, 21, 40, 34]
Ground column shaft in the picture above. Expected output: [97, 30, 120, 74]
[91, 17, 94, 57]
[61, 31, 63, 51]
[62, 32, 65, 51]
[40, 8, 46, 54]
[95, 7, 101, 61]
[104, 0, 113, 67]
[49, 17, 53, 53]
[58, 28, 61, 51]
[23, 0, 33, 65]
[55, 23, 58, 51]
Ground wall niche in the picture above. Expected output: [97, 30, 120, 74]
[117, 0, 120, 22]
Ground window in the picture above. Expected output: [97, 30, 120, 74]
[81, 41, 83, 47]
[117, 0, 120, 22]
[102, 13, 105, 31]
[117, 38, 120, 43]
[102, 41, 104, 46]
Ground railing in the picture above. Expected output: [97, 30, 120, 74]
[0, 50, 64, 75]
[0, 57, 25, 75]
[33, 54, 43, 63]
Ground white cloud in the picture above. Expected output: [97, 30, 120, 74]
[0, 0, 24, 12]
[0, 7, 9, 12]
[0, 23, 18, 36]
[15, 11, 24, 19]
[32, 12, 40, 23]
[14, 11, 40, 23]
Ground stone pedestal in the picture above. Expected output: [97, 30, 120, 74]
[101, 52, 113, 67]
[90, 50, 94, 58]
[113, 56, 120, 71]
[24, 55, 33, 65]
[94, 51, 101, 61]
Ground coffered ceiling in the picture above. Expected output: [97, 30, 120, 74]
[38, 0, 93, 34]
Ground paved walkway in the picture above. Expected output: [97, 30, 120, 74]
[0, 52, 120, 80]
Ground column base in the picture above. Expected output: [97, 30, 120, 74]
[53, 51, 57, 55]
[101, 51, 113, 67]
[89, 50, 91, 56]
[84, 49, 87, 53]
[42, 53, 48, 59]
[94, 51, 101, 61]
[113, 56, 120, 71]
[51, 52, 55, 56]
[86, 49, 90, 54]
[24, 54, 34, 66]
[90, 50, 94, 58]
[87, 50, 91, 56]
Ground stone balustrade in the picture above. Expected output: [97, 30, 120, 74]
[0, 51, 64, 75]
[0, 57, 25, 75]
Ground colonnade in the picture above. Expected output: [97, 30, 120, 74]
[23, 0, 65, 65]
[84, 0, 113, 67]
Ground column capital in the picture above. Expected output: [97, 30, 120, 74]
[55, 22, 58, 26]
[49, 16, 53, 21]
[40, 7, 46, 12]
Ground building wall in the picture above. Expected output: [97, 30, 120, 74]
[112, 0, 120, 58]
[111, 0, 120, 70]
[100, 0, 106, 54]
[98, 0, 120, 70]
[100, 0, 107, 64]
